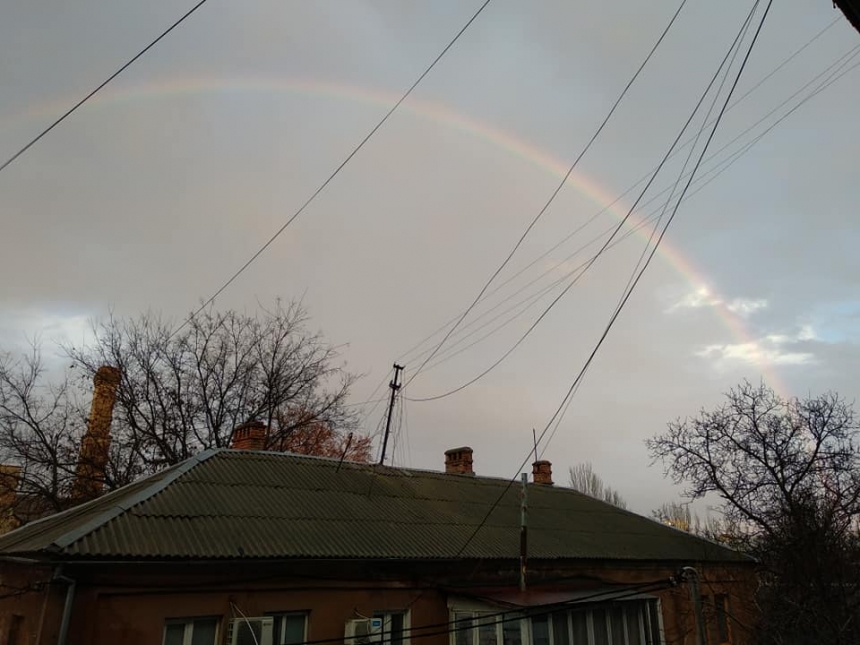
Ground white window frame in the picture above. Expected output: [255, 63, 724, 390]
[545, 600, 665, 645]
[374, 610, 411, 645]
[448, 597, 665, 645]
[162, 617, 220, 645]
[448, 605, 529, 645]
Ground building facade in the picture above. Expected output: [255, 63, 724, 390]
[0, 446, 756, 645]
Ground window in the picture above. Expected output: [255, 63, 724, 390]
[450, 600, 663, 645]
[163, 617, 219, 645]
[269, 613, 308, 645]
[702, 594, 730, 645]
[452, 610, 523, 645]
[374, 611, 409, 645]
[542, 601, 663, 645]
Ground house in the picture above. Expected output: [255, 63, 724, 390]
[0, 430, 756, 645]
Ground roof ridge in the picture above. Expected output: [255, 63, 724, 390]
[49, 449, 221, 550]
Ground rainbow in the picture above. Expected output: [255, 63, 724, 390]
[1, 76, 786, 394]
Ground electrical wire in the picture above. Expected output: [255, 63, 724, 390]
[401, 394, 412, 468]
[533, 6, 762, 462]
[351, 367, 395, 439]
[539, 0, 775, 458]
[401, 0, 690, 390]
[617, 3, 755, 313]
[168, 0, 493, 339]
[314, 578, 678, 645]
[406, 2, 760, 404]
[0, 0, 211, 175]
[416, 2, 854, 401]
[230, 602, 262, 645]
[400, 5, 767, 612]
[392, 12, 838, 373]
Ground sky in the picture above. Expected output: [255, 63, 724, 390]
[1, 0, 859, 516]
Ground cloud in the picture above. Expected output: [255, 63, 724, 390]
[726, 298, 768, 316]
[668, 287, 768, 319]
[696, 325, 817, 368]
[0, 307, 92, 352]
[668, 286, 721, 311]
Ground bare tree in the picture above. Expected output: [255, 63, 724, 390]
[64, 301, 361, 482]
[651, 501, 739, 546]
[0, 346, 86, 521]
[647, 381, 860, 645]
[568, 461, 627, 509]
[652, 501, 695, 532]
[0, 301, 365, 526]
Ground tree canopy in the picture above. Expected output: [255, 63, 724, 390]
[568, 461, 627, 509]
[648, 381, 860, 644]
[0, 301, 367, 523]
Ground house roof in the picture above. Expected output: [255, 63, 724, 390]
[0, 449, 748, 563]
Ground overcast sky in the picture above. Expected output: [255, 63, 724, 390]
[1, 0, 858, 515]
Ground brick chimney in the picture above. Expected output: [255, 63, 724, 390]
[231, 421, 268, 451]
[532, 460, 553, 485]
[444, 447, 474, 476]
[73, 366, 121, 502]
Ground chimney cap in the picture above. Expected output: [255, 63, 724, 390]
[444, 446, 473, 455]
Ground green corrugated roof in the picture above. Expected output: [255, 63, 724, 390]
[0, 450, 748, 563]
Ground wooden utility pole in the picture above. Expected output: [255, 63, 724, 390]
[519, 472, 529, 591]
[379, 364, 404, 465]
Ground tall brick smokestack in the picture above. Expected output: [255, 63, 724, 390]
[73, 366, 121, 502]
[0, 465, 21, 534]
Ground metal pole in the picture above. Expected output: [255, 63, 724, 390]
[520, 472, 528, 592]
[379, 364, 404, 465]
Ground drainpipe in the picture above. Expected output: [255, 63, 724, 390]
[54, 568, 77, 645]
[35, 576, 52, 645]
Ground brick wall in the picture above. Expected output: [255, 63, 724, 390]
[0, 559, 757, 645]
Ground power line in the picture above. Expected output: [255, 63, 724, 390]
[536, 7, 761, 459]
[352, 14, 844, 412]
[414, 6, 859, 402]
[405, 1, 766, 593]
[401, 0, 690, 390]
[539, 0, 775, 457]
[0, 0, 211, 175]
[332, 578, 677, 645]
[394, 9, 838, 382]
[400, 45, 858, 402]
[169, 0, 493, 339]
[352, 8, 773, 627]
[407, 2, 760, 404]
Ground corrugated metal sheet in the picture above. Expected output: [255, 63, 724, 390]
[0, 450, 746, 563]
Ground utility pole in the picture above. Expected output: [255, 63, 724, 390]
[379, 364, 404, 465]
[519, 472, 528, 591]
